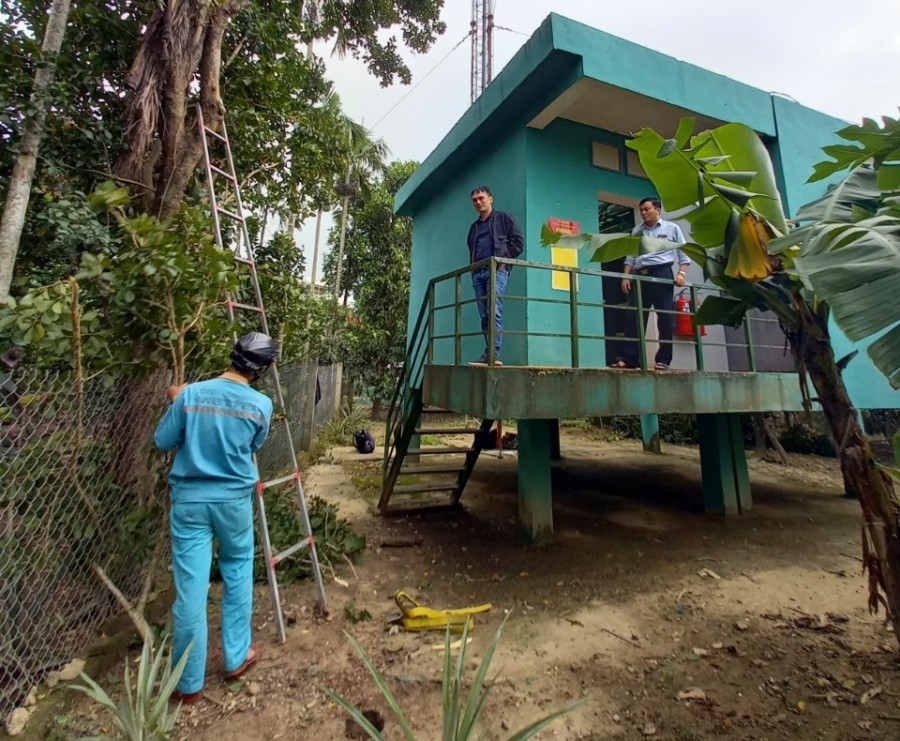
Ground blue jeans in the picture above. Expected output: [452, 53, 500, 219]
[472, 267, 508, 358]
[170, 496, 254, 693]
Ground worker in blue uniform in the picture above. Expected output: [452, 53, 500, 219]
[154, 332, 277, 703]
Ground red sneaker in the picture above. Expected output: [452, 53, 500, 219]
[224, 645, 260, 681]
[170, 689, 202, 705]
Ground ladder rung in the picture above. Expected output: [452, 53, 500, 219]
[406, 446, 473, 455]
[210, 164, 236, 181]
[218, 206, 244, 222]
[414, 427, 479, 435]
[228, 300, 264, 314]
[261, 472, 298, 489]
[235, 255, 255, 266]
[272, 539, 311, 566]
[393, 483, 458, 494]
[399, 465, 465, 475]
[203, 126, 227, 143]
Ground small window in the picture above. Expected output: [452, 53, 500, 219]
[591, 141, 620, 172]
[626, 150, 648, 179]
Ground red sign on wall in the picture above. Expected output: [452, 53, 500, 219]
[547, 217, 581, 236]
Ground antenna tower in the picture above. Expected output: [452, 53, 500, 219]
[470, 0, 494, 103]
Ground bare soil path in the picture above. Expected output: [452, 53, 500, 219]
[23, 431, 900, 740]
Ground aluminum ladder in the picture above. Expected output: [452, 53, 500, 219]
[197, 105, 327, 641]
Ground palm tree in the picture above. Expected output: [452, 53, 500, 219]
[332, 120, 389, 304]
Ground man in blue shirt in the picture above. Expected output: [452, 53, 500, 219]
[612, 197, 690, 370]
[154, 332, 276, 703]
[466, 186, 524, 366]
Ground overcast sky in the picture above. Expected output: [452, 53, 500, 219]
[300, 0, 900, 279]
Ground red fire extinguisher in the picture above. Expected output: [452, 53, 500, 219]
[675, 291, 706, 337]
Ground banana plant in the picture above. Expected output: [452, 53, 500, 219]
[542, 115, 900, 649]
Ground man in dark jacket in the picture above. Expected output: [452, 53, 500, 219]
[466, 186, 524, 365]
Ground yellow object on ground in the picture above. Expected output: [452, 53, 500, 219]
[391, 590, 492, 633]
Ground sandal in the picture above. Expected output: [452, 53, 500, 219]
[224, 646, 259, 681]
[608, 360, 635, 369]
[654, 362, 669, 371]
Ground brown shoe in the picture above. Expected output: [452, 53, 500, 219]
[224, 645, 259, 681]
[171, 689, 202, 705]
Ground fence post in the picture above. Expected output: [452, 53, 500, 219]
[569, 268, 579, 368]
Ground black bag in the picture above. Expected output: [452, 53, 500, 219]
[353, 429, 376, 454]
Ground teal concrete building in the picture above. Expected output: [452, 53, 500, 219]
[384, 13, 899, 542]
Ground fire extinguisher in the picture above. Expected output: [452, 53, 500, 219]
[674, 291, 706, 337]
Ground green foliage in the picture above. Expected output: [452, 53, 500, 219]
[778, 423, 836, 458]
[324, 162, 417, 405]
[239, 494, 366, 584]
[322, 612, 582, 740]
[0, 185, 238, 378]
[70, 635, 190, 741]
[344, 602, 372, 623]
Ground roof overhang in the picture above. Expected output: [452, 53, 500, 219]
[396, 13, 778, 216]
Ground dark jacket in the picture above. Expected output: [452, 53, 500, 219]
[467, 210, 524, 268]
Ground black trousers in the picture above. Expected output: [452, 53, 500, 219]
[621, 264, 676, 367]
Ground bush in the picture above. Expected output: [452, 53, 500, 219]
[778, 423, 836, 458]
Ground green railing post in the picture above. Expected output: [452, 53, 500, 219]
[690, 285, 704, 371]
[635, 277, 647, 369]
[487, 258, 497, 365]
[427, 284, 435, 365]
[454, 273, 462, 365]
[568, 267, 579, 368]
[743, 313, 757, 372]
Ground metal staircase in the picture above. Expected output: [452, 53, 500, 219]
[379, 286, 491, 512]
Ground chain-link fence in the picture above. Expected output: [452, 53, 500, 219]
[0, 361, 339, 720]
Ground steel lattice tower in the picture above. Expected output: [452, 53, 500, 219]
[470, 0, 494, 103]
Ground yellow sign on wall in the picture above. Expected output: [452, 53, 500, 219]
[550, 246, 578, 291]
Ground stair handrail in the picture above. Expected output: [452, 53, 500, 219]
[383, 280, 436, 481]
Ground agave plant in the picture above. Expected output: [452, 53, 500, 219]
[322, 612, 582, 740]
[70, 635, 191, 741]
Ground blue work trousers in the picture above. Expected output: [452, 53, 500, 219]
[170, 496, 254, 693]
[472, 267, 508, 358]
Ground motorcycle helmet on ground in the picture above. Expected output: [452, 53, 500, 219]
[230, 332, 277, 380]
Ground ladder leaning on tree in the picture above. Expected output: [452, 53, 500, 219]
[197, 105, 327, 642]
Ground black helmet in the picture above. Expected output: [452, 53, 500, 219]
[230, 332, 277, 374]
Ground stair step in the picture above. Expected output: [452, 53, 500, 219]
[407, 446, 474, 455]
[393, 483, 459, 494]
[400, 465, 465, 475]
[414, 427, 479, 435]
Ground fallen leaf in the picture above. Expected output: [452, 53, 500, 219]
[698, 568, 722, 580]
[735, 620, 750, 632]
[692, 648, 709, 657]
[860, 686, 882, 705]
[677, 688, 707, 701]
[333, 577, 349, 588]
[565, 618, 584, 627]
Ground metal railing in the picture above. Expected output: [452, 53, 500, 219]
[425, 257, 790, 372]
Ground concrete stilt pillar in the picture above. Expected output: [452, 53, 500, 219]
[516, 419, 553, 544]
[641, 413, 661, 454]
[697, 413, 751, 514]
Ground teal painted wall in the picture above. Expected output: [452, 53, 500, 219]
[772, 98, 899, 410]
[407, 130, 528, 366]
[523, 120, 650, 367]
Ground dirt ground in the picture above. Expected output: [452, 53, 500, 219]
[20, 427, 900, 740]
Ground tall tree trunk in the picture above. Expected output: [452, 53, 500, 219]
[116, 0, 245, 218]
[0, 0, 72, 302]
[310, 209, 323, 291]
[334, 189, 350, 301]
[794, 305, 900, 647]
